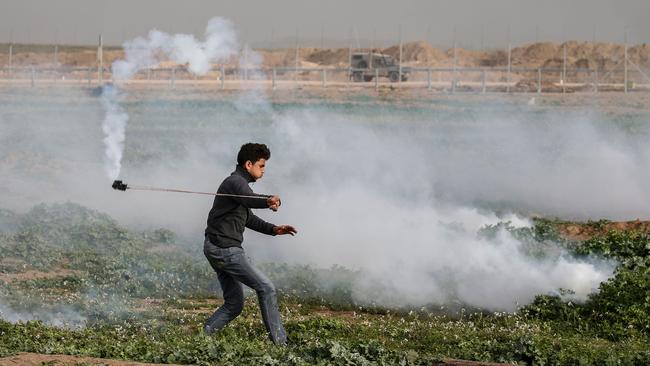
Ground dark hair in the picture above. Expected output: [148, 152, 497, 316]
[237, 143, 271, 166]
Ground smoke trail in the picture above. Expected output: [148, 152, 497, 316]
[101, 17, 239, 180]
[101, 86, 127, 180]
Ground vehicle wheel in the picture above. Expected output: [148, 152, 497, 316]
[389, 72, 399, 82]
[401, 75, 408, 82]
[364, 75, 373, 82]
[352, 72, 363, 82]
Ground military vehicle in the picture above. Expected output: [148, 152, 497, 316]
[350, 52, 410, 82]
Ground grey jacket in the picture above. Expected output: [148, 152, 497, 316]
[205, 166, 276, 247]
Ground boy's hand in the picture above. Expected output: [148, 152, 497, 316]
[267, 196, 281, 211]
[273, 225, 297, 236]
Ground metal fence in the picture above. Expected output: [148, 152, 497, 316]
[0, 65, 648, 93]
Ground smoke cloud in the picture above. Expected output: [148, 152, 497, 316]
[0, 299, 86, 328]
[101, 16, 239, 180]
[112, 17, 238, 80]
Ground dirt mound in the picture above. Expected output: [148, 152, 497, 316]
[305, 48, 350, 66]
[512, 42, 559, 67]
[383, 41, 448, 66]
[558, 220, 650, 241]
[3, 41, 649, 71]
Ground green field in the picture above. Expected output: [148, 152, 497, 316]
[1, 203, 648, 365]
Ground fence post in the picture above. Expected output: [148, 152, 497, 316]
[147, 68, 151, 81]
[220, 65, 225, 90]
[375, 68, 379, 91]
[428, 69, 432, 90]
[507, 43, 512, 93]
[562, 43, 566, 94]
[537, 68, 542, 94]
[31, 67, 35, 87]
[171, 67, 176, 89]
[8, 44, 13, 81]
[87, 67, 91, 85]
[623, 30, 628, 94]
[594, 68, 599, 93]
[98, 35, 103, 85]
[272, 68, 276, 90]
[481, 70, 486, 93]
[322, 69, 326, 88]
[347, 67, 351, 89]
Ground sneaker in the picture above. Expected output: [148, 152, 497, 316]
[204, 324, 215, 336]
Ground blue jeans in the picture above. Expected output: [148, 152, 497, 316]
[203, 237, 287, 345]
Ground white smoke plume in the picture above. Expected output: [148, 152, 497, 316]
[112, 17, 238, 80]
[246, 111, 618, 311]
[101, 86, 128, 180]
[101, 17, 239, 180]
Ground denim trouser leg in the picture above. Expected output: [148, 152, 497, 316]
[204, 238, 287, 344]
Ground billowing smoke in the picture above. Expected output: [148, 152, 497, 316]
[247, 110, 618, 310]
[112, 17, 238, 80]
[101, 17, 239, 180]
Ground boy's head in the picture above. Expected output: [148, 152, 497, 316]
[237, 143, 271, 180]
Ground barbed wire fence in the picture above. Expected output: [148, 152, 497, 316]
[0, 25, 648, 94]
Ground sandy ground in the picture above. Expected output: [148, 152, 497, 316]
[0, 352, 514, 366]
[0, 353, 179, 366]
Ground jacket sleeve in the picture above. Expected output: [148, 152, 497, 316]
[227, 177, 271, 209]
[246, 211, 276, 235]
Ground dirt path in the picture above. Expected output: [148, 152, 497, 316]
[0, 352, 180, 366]
[0, 352, 513, 366]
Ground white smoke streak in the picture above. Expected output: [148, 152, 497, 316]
[101, 17, 239, 180]
[101, 86, 127, 180]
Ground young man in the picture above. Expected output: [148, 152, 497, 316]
[203, 143, 297, 345]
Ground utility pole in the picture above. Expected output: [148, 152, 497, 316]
[563, 42, 567, 94]
[507, 25, 511, 93]
[398, 25, 403, 85]
[623, 27, 627, 93]
[507, 42, 512, 93]
[348, 27, 352, 85]
[295, 29, 299, 84]
[54, 29, 59, 65]
[452, 25, 457, 93]
[98, 34, 103, 85]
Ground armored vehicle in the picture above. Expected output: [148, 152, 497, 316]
[350, 52, 410, 82]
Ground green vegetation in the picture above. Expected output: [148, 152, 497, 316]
[1, 203, 649, 365]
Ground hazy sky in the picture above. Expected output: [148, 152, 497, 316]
[2, 0, 648, 48]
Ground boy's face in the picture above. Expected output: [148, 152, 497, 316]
[245, 158, 266, 180]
